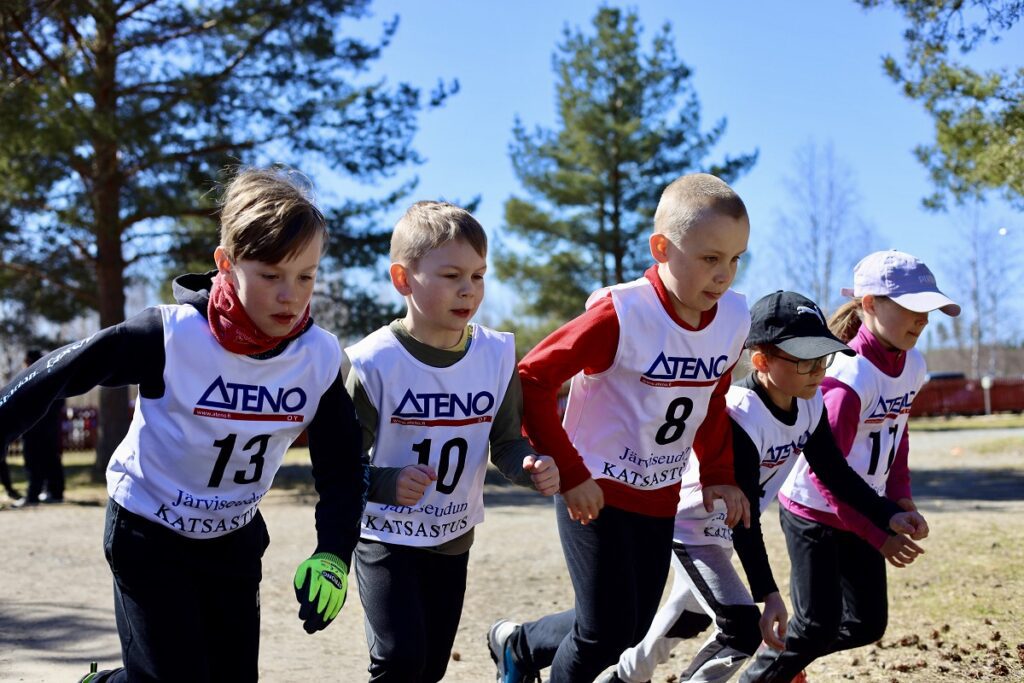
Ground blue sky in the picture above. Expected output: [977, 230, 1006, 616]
[325, 1, 1023, 330]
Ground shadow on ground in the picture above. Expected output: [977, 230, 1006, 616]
[0, 602, 119, 667]
[913, 467, 1024, 502]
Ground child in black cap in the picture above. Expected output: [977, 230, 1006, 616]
[600, 291, 928, 683]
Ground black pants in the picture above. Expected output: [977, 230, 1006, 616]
[23, 443, 64, 501]
[512, 496, 674, 682]
[0, 449, 18, 498]
[22, 399, 65, 501]
[740, 507, 888, 682]
[102, 499, 269, 682]
[355, 539, 470, 683]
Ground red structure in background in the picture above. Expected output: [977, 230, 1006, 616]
[8, 377, 1020, 456]
[911, 373, 1024, 417]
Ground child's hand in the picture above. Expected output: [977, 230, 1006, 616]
[523, 455, 560, 496]
[395, 464, 436, 505]
[879, 533, 924, 568]
[888, 510, 929, 540]
[892, 498, 929, 539]
[759, 591, 788, 650]
[702, 484, 751, 529]
[563, 478, 604, 525]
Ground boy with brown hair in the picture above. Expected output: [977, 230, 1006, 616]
[0, 166, 367, 682]
[489, 173, 753, 683]
[344, 201, 559, 682]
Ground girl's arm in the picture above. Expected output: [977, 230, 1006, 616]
[816, 378, 893, 549]
[885, 429, 912, 501]
[802, 408, 903, 535]
[729, 419, 778, 602]
[305, 373, 369, 565]
[0, 308, 165, 453]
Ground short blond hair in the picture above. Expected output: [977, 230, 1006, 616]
[653, 173, 748, 246]
[219, 166, 328, 264]
[390, 201, 487, 265]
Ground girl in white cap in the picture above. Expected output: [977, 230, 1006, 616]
[742, 250, 959, 682]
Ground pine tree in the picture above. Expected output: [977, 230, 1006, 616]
[496, 7, 756, 322]
[0, 0, 453, 476]
[857, 0, 1024, 208]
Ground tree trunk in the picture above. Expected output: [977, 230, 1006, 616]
[90, 3, 131, 482]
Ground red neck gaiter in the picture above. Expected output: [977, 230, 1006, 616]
[207, 272, 311, 355]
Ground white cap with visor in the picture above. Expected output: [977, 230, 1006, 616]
[841, 250, 960, 316]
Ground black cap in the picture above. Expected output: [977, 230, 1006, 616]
[745, 291, 854, 359]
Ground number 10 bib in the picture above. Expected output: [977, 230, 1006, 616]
[347, 324, 516, 547]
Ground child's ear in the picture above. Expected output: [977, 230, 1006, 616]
[390, 262, 412, 296]
[213, 246, 232, 274]
[750, 349, 769, 372]
[649, 233, 670, 264]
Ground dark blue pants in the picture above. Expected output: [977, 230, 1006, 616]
[355, 539, 470, 683]
[513, 496, 674, 682]
[102, 499, 269, 682]
[740, 507, 888, 682]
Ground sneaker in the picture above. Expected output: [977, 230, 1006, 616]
[4, 488, 21, 500]
[487, 619, 538, 683]
[12, 497, 39, 508]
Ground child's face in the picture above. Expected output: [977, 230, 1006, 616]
[761, 349, 829, 403]
[218, 235, 323, 338]
[651, 212, 749, 326]
[865, 296, 929, 351]
[392, 238, 486, 348]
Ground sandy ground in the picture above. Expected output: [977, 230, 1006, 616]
[1, 427, 1022, 682]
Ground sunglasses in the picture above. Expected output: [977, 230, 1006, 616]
[769, 352, 836, 375]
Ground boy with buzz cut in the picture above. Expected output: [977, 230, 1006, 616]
[344, 200, 560, 683]
[489, 173, 753, 683]
[0, 166, 367, 682]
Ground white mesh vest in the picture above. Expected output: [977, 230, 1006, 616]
[346, 324, 516, 547]
[563, 278, 749, 492]
[781, 348, 926, 511]
[107, 305, 341, 538]
[674, 384, 823, 546]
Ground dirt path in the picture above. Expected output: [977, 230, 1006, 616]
[1, 428, 1021, 681]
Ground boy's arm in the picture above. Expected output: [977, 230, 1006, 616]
[343, 367, 403, 505]
[691, 366, 737, 487]
[803, 407, 903, 541]
[0, 309, 165, 453]
[518, 297, 620, 491]
[488, 370, 539, 488]
[729, 419, 779, 602]
[305, 372, 369, 564]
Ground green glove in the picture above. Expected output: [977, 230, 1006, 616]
[293, 552, 348, 634]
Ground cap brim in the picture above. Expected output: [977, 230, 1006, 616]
[775, 335, 855, 360]
[889, 291, 961, 317]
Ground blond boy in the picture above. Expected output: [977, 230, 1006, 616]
[344, 201, 558, 682]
